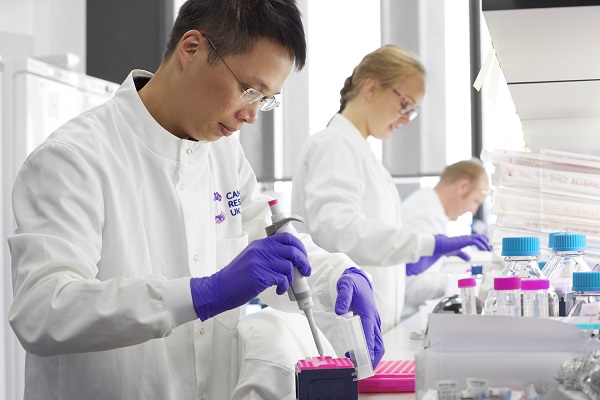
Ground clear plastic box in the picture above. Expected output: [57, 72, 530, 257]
[337, 313, 374, 380]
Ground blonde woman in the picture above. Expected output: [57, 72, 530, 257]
[292, 46, 491, 335]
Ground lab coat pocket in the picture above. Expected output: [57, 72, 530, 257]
[214, 232, 249, 330]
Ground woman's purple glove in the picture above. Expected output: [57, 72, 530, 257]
[406, 233, 492, 276]
[335, 267, 384, 368]
[190, 233, 310, 321]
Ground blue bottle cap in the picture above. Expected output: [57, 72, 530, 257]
[548, 232, 562, 250]
[553, 232, 586, 252]
[501, 237, 540, 256]
[572, 271, 600, 292]
[471, 265, 483, 275]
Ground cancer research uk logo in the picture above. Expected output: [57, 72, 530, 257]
[215, 212, 226, 224]
[214, 192, 225, 224]
[225, 190, 242, 216]
[213, 190, 241, 224]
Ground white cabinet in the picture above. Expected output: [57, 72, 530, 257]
[482, 2, 600, 154]
[0, 57, 118, 400]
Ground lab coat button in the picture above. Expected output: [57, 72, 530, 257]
[199, 327, 205, 334]
[194, 254, 199, 261]
[179, 184, 185, 191]
[186, 148, 192, 155]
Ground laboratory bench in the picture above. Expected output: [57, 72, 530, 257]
[357, 258, 487, 399]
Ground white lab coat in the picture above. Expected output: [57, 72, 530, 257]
[401, 188, 449, 318]
[8, 70, 352, 400]
[291, 113, 435, 333]
[229, 307, 336, 400]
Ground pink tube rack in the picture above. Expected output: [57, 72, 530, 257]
[358, 360, 416, 393]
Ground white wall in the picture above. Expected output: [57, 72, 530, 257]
[0, 1, 34, 36]
[0, 0, 85, 71]
[0, 2, 86, 399]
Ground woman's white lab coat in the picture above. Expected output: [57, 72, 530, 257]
[8, 70, 351, 400]
[291, 114, 435, 332]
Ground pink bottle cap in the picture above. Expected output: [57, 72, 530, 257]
[268, 199, 278, 206]
[458, 277, 477, 288]
[521, 279, 550, 291]
[494, 276, 521, 290]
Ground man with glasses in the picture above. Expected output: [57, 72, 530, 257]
[7, 1, 383, 399]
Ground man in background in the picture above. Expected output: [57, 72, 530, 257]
[401, 159, 490, 318]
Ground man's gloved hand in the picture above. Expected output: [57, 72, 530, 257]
[190, 233, 310, 321]
[406, 233, 492, 276]
[446, 249, 471, 261]
[335, 267, 384, 369]
[433, 233, 492, 256]
[406, 255, 441, 276]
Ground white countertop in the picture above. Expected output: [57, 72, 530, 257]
[359, 305, 431, 399]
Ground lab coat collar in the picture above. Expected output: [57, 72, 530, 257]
[328, 114, 371, 151]
[114, 70, 209, 162]
[329, 113, 376, 154]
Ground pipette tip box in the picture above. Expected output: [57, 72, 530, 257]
[358, 360, 416, 393]
[295, 356, 358, 400]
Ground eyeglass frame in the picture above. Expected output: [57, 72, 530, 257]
[391, 89, 419, 121]
[202, 34, 280, 112]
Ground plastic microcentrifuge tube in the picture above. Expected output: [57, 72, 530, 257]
[470, 265, 483, 296]
[522, 279, 550, 318]
[458, 278, 478, 315]
[494, 276, 521, 317]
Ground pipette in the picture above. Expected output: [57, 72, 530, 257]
[265, 199, 325, 357]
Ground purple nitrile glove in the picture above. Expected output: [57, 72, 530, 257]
[446, 250, 471, 261]
[190, 233, 310, 321]
[335, 267, 385, 369]
[406, 234, 492, 276]
[406, 255, 442, 276]
[433, 233, 492, 255]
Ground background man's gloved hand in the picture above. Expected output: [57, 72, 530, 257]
[433, 233, 492, 255]
[406, 233, 492, 276]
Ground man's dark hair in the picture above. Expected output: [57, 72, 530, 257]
[164, 0, 306, 70]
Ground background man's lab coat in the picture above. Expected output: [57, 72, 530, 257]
[401, 187, 449, 318]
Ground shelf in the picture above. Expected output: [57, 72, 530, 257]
[482, 1, 600, 155]
[483, 5, 600, 83]
[483, 0, 600, 11]
[509, 80, 600, 120]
